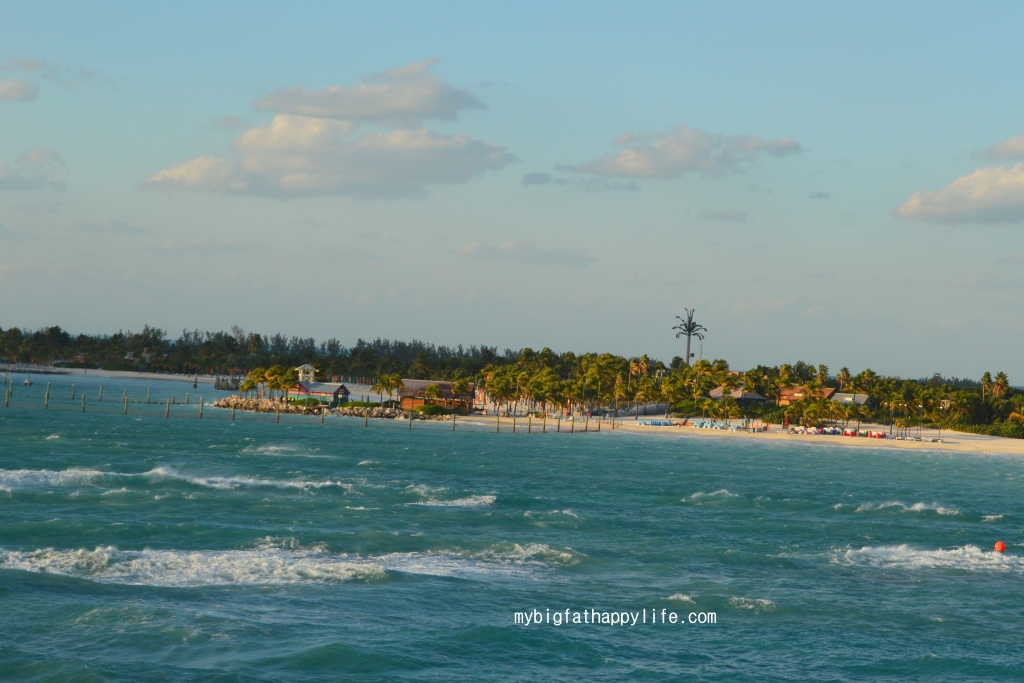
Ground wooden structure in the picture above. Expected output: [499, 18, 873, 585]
[296, 364, 317, 383]
[778, 386, 837, 406]
[294, 381, 350, 406]
[399, 379, 475, 412]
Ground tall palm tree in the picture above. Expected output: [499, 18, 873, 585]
[993, 371, 1010, 399]
[981, 371, 992, 401]
[838, 367, 851, 392]
[371, 376, 389, 406]
[672, 309, 706, 367]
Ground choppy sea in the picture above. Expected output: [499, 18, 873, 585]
[2, 374, 1023, 681]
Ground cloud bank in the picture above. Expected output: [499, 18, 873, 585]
[894, 164, 1024, 224]
[144, 61, 512, 199]
[980, 134, 1024, 160]
[253, 59, 483, 126]
[0, 146, 65, 191]
[457, 241, 597, 267]
[0, 77, 37, 102]
[568, 125, 801, 178]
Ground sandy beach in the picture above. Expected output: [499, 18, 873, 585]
[461, 413, 1024, 455]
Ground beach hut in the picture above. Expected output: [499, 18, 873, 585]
[295, 364, 317, 383]
[294, 381, 350, 407]
[399, 379, 476, 413]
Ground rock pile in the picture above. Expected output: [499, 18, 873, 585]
[213, 396, 452, 421]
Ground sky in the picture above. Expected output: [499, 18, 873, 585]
[1, 1, 1023, 381]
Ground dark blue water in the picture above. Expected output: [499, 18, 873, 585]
[2, 375, 1023, 681]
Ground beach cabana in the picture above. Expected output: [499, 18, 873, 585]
[778, 386, 836, 405]
[831, 392, 872, 407]
[709, 384, 767, 407]
[399, 379, 475, 413]
[294, 381, 350, 406]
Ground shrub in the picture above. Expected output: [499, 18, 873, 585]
[947, 423, 1024, 439]
[416, 404, 452, 416]
[338, 400, 380, 408]
[289, 397, 327, 407]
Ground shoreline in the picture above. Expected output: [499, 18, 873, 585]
[462, 413, 1024, 455]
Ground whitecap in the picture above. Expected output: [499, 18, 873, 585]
[728, 597, 776, 611]
[666, 593, 695, 603]
[839, 544, 1024, 572]
[44, 434, 60, 441]
[411, 495, 496, 508]
[684, 489, 738, 502]
[0, 546, 385, 587]
[982, 515, 1004, 522]
[855, 501, 960, 516]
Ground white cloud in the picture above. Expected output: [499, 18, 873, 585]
[0, 77, 37, 102]
[0, 146, 65, 190]
[980, 134, 1024, 160]
[0, 56, 108, 88]
[697, 210, 748, 222]
[894, 164, 1024, 224]
[253, 59, 483, 127]
[143, 114, 512, 199]
[457, 241, 597, 267]
[568, 125, 801, 178]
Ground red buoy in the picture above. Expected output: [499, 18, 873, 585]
[995, 541, 1006, 553]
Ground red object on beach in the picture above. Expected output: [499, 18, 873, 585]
[995, 541, 1006, 553]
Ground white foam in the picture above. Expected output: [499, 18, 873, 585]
[666, 593, 695, 603]
[840, 544, 1024, 572]
[0, 546, 385, 586]
[143, 466, 357, 492]
[728, 597, 776, 611]
[240, 445, 299, 455]
[100, 488, 130, 496]
[411, 495, 496, 508]
[44, 434, 60, 441]
[0, 468, 110, 488]
[855, 501, 960, 515]
[684, 489, 737, 502]
[357, 460, 378, 466]
[982, 515, 1004, 522]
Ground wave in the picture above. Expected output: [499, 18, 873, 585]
[665, 593, 695, 603]
[853, 501, 960, 516]
[411, 495, 496, 508]
[839, 544, 1024, 572]
[0, 540, 582, 586]
[0, 546, 386, 587]
[683, 489, 738, 502]
[0, 466, 360, 494]
[143, 466, 357, 492]
[982, 515, 1004, 522]
[728, 597, 776, 612]
[0, 468, 111, 488]
[44, 434, 60, 441]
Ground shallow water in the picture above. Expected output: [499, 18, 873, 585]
[2, 375, 1023, 680]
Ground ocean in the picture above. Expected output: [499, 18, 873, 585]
[1, 374, 1022, 681]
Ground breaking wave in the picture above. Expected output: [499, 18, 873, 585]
[728, 597, 776, 612]
[683, 489, 738, 502]
[411, 495, 496, 508]
[853, 501, 960, 516]
[839, 544, 1024, 572]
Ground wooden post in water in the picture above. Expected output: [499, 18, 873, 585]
[512, 415, 516, 433]
[408, 411, 413, 430]
[5, 387, 9, 408]
[186, 393, 190, 405]
[71, 384, 75, 400]
[321, 407, 325, 425]
[122, 389, 127, 406]
[81, 394, 85, 412]
[232, 406, 236, 421]
[596, 415, 601, 432]
[496, 413, 500, 433]
[528, 414, 532, 434]
[585, 415, 590, 432]
[199, 399, 204, 419]
[45, 383, 50, 409]
[452, 412, 456, 431]
[172, 396, 176, 405]
[276, 405, 280, 423]
[147, 387, 151, 404]
[543, 413, 546, 433]
[123, 394, 128, 415]
[165, 399, 170, 418]
[571, 416, 574, 434]
[98, 385, 103, 402]
[557, 416, 561, 433]
[364, 409, 368, 427]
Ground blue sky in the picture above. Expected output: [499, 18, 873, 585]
[2, 1, 1023, 381]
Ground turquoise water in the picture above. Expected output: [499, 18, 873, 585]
[2, 374, 1023, 681]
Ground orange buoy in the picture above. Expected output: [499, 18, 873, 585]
[994, 541, 1006, 553]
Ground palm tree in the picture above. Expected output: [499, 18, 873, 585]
[371, 376, 390, 406]
[672, 309, 706, 367]
[981, 371, 992, 401]
[449, 375, 471, 411]
[423, 383, 441, 404]
[838, 367, 851, 392]
[993, 372, 1010, 399]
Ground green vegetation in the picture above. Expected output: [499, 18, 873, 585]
[416, 404, 452, 416]
[2, 321, 1020, 436]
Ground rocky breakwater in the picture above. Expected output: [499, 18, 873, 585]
[331, 406, 452, 421]
[213, 396, 322, 415]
